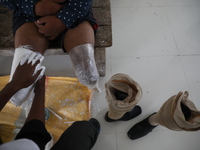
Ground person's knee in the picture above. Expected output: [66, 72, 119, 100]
[15, 23, 49, 53]
[63, 21, 95, 52]
[31, 36, 49, 53]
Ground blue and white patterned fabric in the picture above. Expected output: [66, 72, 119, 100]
[0, 0, 93, 28]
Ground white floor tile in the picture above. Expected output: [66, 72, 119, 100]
[165, 6, 200, 55]
[162, 0, 200, 6]
[111, 56, 189, 97]
[110, 6, 178, 57]
[92, 133, 117, 150]
[116, 130, 200, 150]
[111, 0, 163, 7]
[181, 56, 200, 108]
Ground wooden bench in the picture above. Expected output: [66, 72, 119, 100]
[0, 0, 112, 77]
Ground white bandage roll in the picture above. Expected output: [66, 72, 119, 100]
[9, 48, 45, 106]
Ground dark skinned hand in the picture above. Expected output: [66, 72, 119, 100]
[35, 15, 66, 40]
[10, 60, 42, 91]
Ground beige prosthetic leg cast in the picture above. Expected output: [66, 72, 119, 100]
[9, 48, 45, 106]
[154, 91, 200, 131]
[105, 73, 142, 120]
[69, 44, 99, 89]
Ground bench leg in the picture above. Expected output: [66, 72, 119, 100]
[94, 48, 106, 77]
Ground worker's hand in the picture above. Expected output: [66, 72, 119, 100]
[35, 0, 66, 17]
[35, 15, 66, 40]
[10, 60, 42, 91]
[34, 75, 46, 94]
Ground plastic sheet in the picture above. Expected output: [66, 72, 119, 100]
[69, 44, 99, 89]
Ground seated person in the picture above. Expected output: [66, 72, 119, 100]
[0, 0, 99, 89]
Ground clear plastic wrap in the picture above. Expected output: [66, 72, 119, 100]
[69, 44, 99, 89]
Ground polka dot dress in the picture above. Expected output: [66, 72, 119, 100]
[0, 0, 93, 28]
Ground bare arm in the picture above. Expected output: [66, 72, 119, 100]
[25, 75, 46, 124]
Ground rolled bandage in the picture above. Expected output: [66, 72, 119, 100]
[69, 44, 99, 89]
[10, 48, 45, 106]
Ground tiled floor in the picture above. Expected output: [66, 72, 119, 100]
[0, 0, 200, 149]
[91, 0, 200, 149]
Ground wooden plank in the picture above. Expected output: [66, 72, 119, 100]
[0, 5, 13, 48]
[92, 0, 110, 8]
[93, 7, 111, 26]
[95, 26, 112, 47]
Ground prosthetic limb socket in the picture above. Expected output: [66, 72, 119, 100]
[155, 91, 200, 131]
[69, 44, 99, 89]
[9, 48, 45, 106]
[105, 73, 142, 120]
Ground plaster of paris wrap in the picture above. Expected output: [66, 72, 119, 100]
[155, 91, 200, 131]
[69, 44, 99, 89]
[9, 48, 45, 106]
[105, 73, 142, 120]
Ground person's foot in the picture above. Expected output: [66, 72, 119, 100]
[105, 105, 142, 122]
[89, 118, 101, 133]
[127, 113, 158, 140]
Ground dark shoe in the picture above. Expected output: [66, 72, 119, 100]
[127, 113, 158, 140]
[105, 105, 142, 122]
[89, 118, 101, 133]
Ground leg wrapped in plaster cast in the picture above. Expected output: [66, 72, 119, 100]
[69, 44, 99, 89]
[9, 47, 45, 106]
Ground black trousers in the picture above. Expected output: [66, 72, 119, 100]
[16, 120, 99, 150]
[51, 121, 99, 150]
